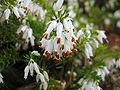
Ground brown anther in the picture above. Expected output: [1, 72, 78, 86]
[61, 45, 64, 50]
[43, 33, 48, 39]
[72, 37, 75, 42]
[57, 38, 60, 44]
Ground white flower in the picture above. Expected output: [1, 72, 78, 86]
[93, 39, 99, 48]
[23, 0, 31, 8]
[16, 25, 28, 34]
[79, 79, 102, 90]
[30, 36, 35, 46]
[77, 29, 84, 38]
[116, 20, 120, 28]
[43, 21, 57, 39]
[42, 81, 48, 90]
[43, 71, 49, 81]
[29, 62, 34, 76]
[13, 6, 21, 19]
[63, 18, 70, 31]
[53, 0, 64, 11]
[24, 65, 30, 79]
[114, 10, 120, 18]
[97, 30, 107, 43]
[31, 51, 40, 56]
[40, 10, 77, 60]
[18, 7, 26, 17]
[36, 73, 48, 90]
[1, 8, 11, 22]
[56, 22, 63, 43]
[106, 59, 116, 69]
[69, 8, 76, 18]
[16, 25, 35, 49]
[3, 9, 11, 20]
[29, 2, 45, 20]
[27, 28, 33, 38]
[0, 73, 3, 83]
[104, 18, 111, 25]
[85, 43, 93, 59]
[40, 38, 48, 48]
[115, 58, 120, 68]
[38, 73, 45, 83]
[33, 61, 40, 74]
[24, 59, 40, 79]
[97, 67, 109, 81]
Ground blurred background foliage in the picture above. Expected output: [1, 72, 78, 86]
[0, 0, 120, 90]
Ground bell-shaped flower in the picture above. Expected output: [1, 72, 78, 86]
[63, 18, 70, 31]
[43, 71, 49, 82]
[97, 30, 107, 43]
[24, 65, 30, 79]
[31, 51, 40, 56]
[43, 21, 57, 39]
[0, 73, 3, 83]
[40, 38, 48, 48]
[4, 9, 11, 20]
[29, 62, 34, 76]
[85, 43, 93, 59]
[53, 0, 64, 11]
[115, 58, 120, 68]
[33, 61, 40, 74]
[30, 36, 35, 46]
[18, 7, 26, 17]
[16, 25, 28, 34]
[44, 39, 53, 57]
[77, 29, 84, 38]
[13, 6, 21, 19]
[56, 22, 63, 44]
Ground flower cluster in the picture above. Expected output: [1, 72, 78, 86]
[0, 73, 3, 83]
[106, 58, 120, 69]
[40, 17, 78, 61]
[24, 59, 49, 90]
[1, 0, 45, 22]
[40, 0, 79, 61]
[97, 66, 110, 81]
[16, 25, 35, 50]
[77, 24, 107, 59]
[78, 79, 102, 90]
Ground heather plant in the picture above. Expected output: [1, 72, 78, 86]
[0, 0, 120, 90]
